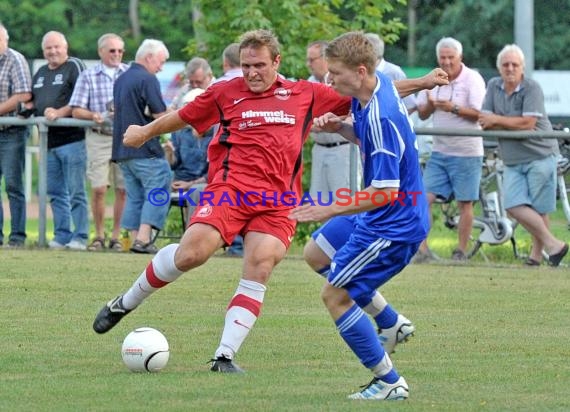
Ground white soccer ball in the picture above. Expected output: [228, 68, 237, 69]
[121, 327, 170, 372]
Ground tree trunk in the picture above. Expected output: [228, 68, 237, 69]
[407, 0, 417, 67]
[129, 0, 141, 41]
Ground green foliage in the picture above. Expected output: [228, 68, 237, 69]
[187, 0, 407, 79]
[2, 251, 570, 411]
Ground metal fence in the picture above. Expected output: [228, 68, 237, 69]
[0, 116, 569, 247]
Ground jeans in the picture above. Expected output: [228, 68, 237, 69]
[0, 126, 28, 244]
[48, 140, 89, 244]
[119, 158, 172, 230]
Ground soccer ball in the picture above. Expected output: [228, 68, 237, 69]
[121, 327, 170, 372]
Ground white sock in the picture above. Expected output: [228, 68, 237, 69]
[214, 279, 266, 359]
[371, 352, 393, 377]
[362, 292, 388, 318]
[122, 244, 183, 309]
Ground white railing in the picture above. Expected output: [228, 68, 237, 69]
[0, 116, 569, 247]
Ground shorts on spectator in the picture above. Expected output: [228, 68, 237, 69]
[86, 129, 125, 189]
[503, 155, 557, 214]
[423, 152, 482, 201]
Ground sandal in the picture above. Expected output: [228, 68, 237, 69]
[524, 258, 541, 266]
[87, 237, 105, 251]
[108, 239, 123, 252]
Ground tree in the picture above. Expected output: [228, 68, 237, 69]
[185, 0, 407, 79]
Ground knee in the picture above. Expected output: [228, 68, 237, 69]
[174, 246, 209, 272]
[320, 283, 348, 309]
[303, 239, 330, 272]
[92, 187, 107, 198]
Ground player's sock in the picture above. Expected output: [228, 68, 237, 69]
[215, 279, 266, 359]
[336, 303, 399, 380]
[357, 291, 398, 329]
[122, 244, 183, 309]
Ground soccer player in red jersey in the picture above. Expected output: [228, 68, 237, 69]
[93, 29, 448, 373]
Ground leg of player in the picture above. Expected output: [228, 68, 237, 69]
[322, 284, 409, 401]
[92, 223, 224, 334]
[304, 218, 415, 354]
[210, 231, 287, 373]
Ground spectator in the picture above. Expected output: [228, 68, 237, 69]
[215, 43, 242, 82]
[170, 57, 215, 109]
[306, 40, 351, 201]
[92, 29, 447, 374]
[164, 87, 211, 222]
[0, 23, 32, 248]
[478, 44, 568, 266]
[111, 39, 172, 254]
[365, 32, 417, 114]
[32, 31, 89, 250]
[70, 33, 128, 252]
[414, 37, 487, 262]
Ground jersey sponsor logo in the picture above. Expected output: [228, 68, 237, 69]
[274, 87, 291, 101]
[238, 120, 262, 130]
[241, 109, 296, 125]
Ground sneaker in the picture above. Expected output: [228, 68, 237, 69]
[66, 239, 87, 251]
[6, 240, 25, 249]
[210, 356, 245, 373]
[451, 248, 468, 261]
[48, 240, 65, 249]
[378, 314, 415, 354]
[348, 376, 409, 400]
[93, 295, 132, 334]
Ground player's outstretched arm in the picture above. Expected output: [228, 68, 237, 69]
[123, 110, 188, 148]
[394, 68, 449, 98]
[313, 112, 357, 144]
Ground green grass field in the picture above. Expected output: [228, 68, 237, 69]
[2, 249, 569, 412]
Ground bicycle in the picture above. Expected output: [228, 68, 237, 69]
[437, 145, 519, 261]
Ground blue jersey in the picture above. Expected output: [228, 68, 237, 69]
[350, 72, 429, 242]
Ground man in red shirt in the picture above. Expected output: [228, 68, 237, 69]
[93, 29, 447, 373]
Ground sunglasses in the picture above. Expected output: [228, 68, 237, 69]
[108, 49, 124, 54]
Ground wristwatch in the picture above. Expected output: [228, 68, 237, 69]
[451, 105, 460, 115]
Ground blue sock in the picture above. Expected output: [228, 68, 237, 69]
[375, 304, 398, 329]
[380, 369, 399, 384]
[336, 304, 384, 368]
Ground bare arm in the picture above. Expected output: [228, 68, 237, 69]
[312, 112, 357, 144]
[123, 110, 188, 148]
[394, 68, 449, 98]
[72, 106, 106, 124]
[478, 113, 537, 130]
[0, 92, 32, 115]
[289, 186, 399, 223]
[44, 104, 73, 121]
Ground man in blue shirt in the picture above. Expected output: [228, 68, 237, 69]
[290, 32, 438, 401]
[112, 39, 172, 254]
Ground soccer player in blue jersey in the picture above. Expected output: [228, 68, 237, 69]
[290, 32, 443, 400]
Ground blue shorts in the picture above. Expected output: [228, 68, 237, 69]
[312, 215, 419, 302]
[423, 152, 483, 201]
[503, 155, 557, 214]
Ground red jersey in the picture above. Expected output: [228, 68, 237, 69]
[178, 76, 350, 203]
